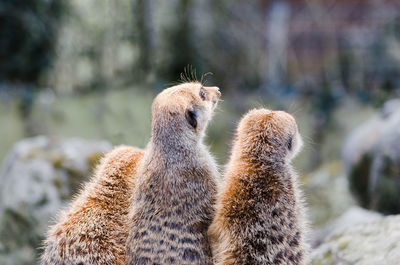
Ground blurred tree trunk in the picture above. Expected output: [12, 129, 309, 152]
[306, 1, 343, 170]
[266, 0, 290, 92]
[18, 85, 37, 136]
[0, 0, 67, 136]
[132, 0, 153, 83]
[157, 0, 197, 82]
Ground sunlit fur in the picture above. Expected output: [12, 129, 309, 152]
[126, 82, 221, 264]
[208, 108, 309, 265]
[40, 146, 144, 265]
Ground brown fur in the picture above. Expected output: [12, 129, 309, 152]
[208, 108, 310, 265]
[40, 146, 144, 265]
[126, 82, 221, 264]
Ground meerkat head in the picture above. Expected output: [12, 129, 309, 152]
[236, 108, 303, 162]
[151, 82, 221, 144]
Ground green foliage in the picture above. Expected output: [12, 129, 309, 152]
[157, 0, 198, 82]
[1, 0, 400, 167]
[0, 0, 68, 85]
[0, 0, 68, 136]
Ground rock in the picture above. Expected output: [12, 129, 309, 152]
[342, 98, 400, 214]
[303, 162, 360, 247]
[303, 161, 356, 228]
[311, 212, 400, 265]
[0, 136, 111, 265]
[311, 207, 381, 248]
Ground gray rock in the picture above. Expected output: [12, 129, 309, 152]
[311, 207, 381, 248]
[304, 162, 356, 228]
[342, 98, 400, 214]
[311, 213, 400, 265]
[304, 162, 360, 247]
[0, 136, 111, 265]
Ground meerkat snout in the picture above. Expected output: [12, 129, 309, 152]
[201, 86, 221, 105]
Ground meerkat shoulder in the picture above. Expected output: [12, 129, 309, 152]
[40, 145, 144, 265]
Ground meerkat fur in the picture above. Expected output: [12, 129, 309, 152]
[208, 108, 310, 265]
[40, 145, 144, 265]
[126, 82, 221, 265]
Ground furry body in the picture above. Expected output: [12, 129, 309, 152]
[40, 146, 144, 265]
[208, 109, 309, 265]
[126, 82, 221, 264]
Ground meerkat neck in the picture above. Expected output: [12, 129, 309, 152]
[231, 139, 286, 166]
[230, 153, 290, 182]
[237, 151, 286, 170]
[146, 136, 202, 169]
[152, 118, 199, 147]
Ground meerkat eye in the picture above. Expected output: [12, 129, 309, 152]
[287, 136, 293, 151]
[200, 90, 206, 100]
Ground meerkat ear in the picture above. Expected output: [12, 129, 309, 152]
[287, 136, 293, 151]
[185, 108, 198, 129]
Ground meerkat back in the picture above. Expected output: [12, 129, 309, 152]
[40, 145, 144, 265]
[208, 109, 309, 265]
[126, 82, 221, 264]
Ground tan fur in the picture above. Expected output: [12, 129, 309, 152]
[40, 146, 144, 265]
[208, 108, 310, 265]
[126, 82, 221, 264]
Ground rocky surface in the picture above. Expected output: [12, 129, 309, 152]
[311, 206, 381, 248]
[0, 136, 111, 265]
[311, 211, 400, 265]
[303, 162, 364, 248]
[304, 161, 356, 230]
[342, 98, 400, 214]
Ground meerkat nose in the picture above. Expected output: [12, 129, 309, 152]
[215, 87, 221, 98]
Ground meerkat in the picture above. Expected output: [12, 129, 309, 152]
[40, 145, 144, 265]
[126, 82, 221, 265]
[208, 108, 309, 265]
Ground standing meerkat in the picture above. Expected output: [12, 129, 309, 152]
[208, 108, 309, 265]
[126, 82, 221, 265]
[40, 145, 144, 265]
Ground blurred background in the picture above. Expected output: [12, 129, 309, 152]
[1, 0, 400, 264]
